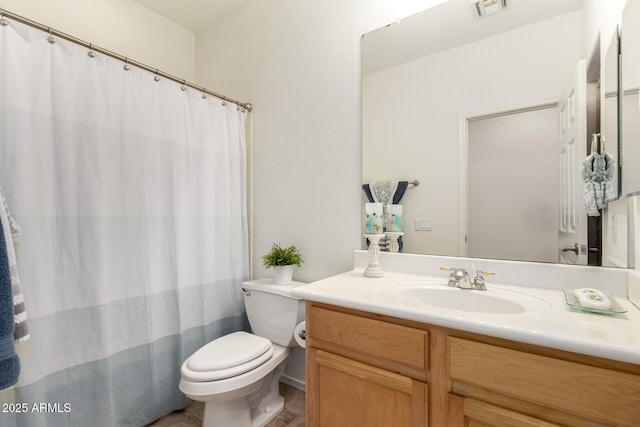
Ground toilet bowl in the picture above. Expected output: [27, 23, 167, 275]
[179, 279, 305, 427]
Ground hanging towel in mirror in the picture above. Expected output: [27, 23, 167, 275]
[0, 186, 28, 343]
[362, 181, 409, 205]
[582, 135, 616, 216]
[581, 152, 600, 217]
[0, 219, 20, 390]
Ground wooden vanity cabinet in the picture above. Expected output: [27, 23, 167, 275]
[307, 349, 427, 427]
[306, 302, 640, 427]
[305, 304, 429, 427]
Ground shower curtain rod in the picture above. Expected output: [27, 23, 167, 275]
[0, 8, 253, 112]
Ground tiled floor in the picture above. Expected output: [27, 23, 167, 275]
[147, 383, 305, 427]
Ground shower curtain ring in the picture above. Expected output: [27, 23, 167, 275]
[0, 9, 9, 26]
[221, 96, 227, 106]
[123, 58, 131, 71]
[201, 88, 207, 99]
[154, 69, 160, 82]
[87, 43, 96, 58]
[47, 28, 56, 44]
[181, 80, 187, 91]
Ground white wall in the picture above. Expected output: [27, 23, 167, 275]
[581, 0, 626, 60]
[195, 1, 432, 388]
[621, 0, 640, 89]
[0, 0, 196, 80]
[363, 12, 581, 256]
[195, 0, 419, 282]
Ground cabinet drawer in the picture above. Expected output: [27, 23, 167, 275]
[463, 398, 561, 427]
[449, 337, 640, 427]
[308, 306, 428, 370]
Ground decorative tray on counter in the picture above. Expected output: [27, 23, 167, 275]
[562, 289, 627, 315]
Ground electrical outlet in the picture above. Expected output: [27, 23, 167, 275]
[415, 218, 432, 231]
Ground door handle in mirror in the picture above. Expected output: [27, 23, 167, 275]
[561, 243, 579, 255]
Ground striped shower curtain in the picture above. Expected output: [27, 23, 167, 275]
[0, 19, 249, 427]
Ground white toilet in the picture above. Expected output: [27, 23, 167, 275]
[179, 279, 305, 427]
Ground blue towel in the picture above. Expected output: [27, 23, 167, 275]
[0, 219, 19, 390]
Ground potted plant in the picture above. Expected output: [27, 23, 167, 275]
[262, 243, 304, 285]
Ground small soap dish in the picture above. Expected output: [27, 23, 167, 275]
[562, 289, 627, 315]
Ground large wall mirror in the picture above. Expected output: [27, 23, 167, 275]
[362, 0, 628, 267]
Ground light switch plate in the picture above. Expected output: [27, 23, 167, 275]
[415, 218, 432, 231]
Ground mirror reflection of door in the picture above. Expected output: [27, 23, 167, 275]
[467, 106, 560, 263]
[558, 60, 588, 265]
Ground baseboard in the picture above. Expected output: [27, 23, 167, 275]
[281, 374, 305, 391]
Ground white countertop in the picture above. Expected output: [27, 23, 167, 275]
[292, 268, 640, 365]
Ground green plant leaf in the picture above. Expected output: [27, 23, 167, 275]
[262, 243, 304, 268]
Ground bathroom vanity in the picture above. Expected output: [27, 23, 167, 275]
[293, 252, 640, 427]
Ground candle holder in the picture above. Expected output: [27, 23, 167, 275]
[363, 233, 385, 278]
[385, 231, 404, 253]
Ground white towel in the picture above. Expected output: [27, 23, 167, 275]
[582, 135, 616, 215]
[581, 154, 600, 217]
[370, 181, 399, 206]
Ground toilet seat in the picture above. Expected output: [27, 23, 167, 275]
[182, 331, 274, 382]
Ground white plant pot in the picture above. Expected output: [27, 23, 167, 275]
[273, 265, 294, 285]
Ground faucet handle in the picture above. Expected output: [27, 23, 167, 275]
[440, 266, 458, 277]
[440, 266, 469, 273]
[440, 267, 457, 286]
[475, 270, 495, 277]
[472, 270, 495, 290]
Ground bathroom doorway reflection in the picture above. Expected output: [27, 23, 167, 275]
[466, 105, 560, 263]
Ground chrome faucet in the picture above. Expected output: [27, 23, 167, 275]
[441, 267, 495, 291]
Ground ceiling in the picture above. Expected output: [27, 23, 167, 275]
[134, 0, 250, 33]
[362, 0, 583, 74]
[135, 0, 583, 68]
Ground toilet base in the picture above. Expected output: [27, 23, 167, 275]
[249, 395, 284, 427]
[197, 354, 288, 427]
[202, 394, 283, 427]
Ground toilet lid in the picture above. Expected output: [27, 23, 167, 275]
[182, 332, 273, 382]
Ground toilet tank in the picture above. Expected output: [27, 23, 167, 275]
[242, 279, 306, 347]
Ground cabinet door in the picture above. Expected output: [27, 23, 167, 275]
[307, 348, 427, 427]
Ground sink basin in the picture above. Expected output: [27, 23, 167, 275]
[395, 283, 550, 314]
